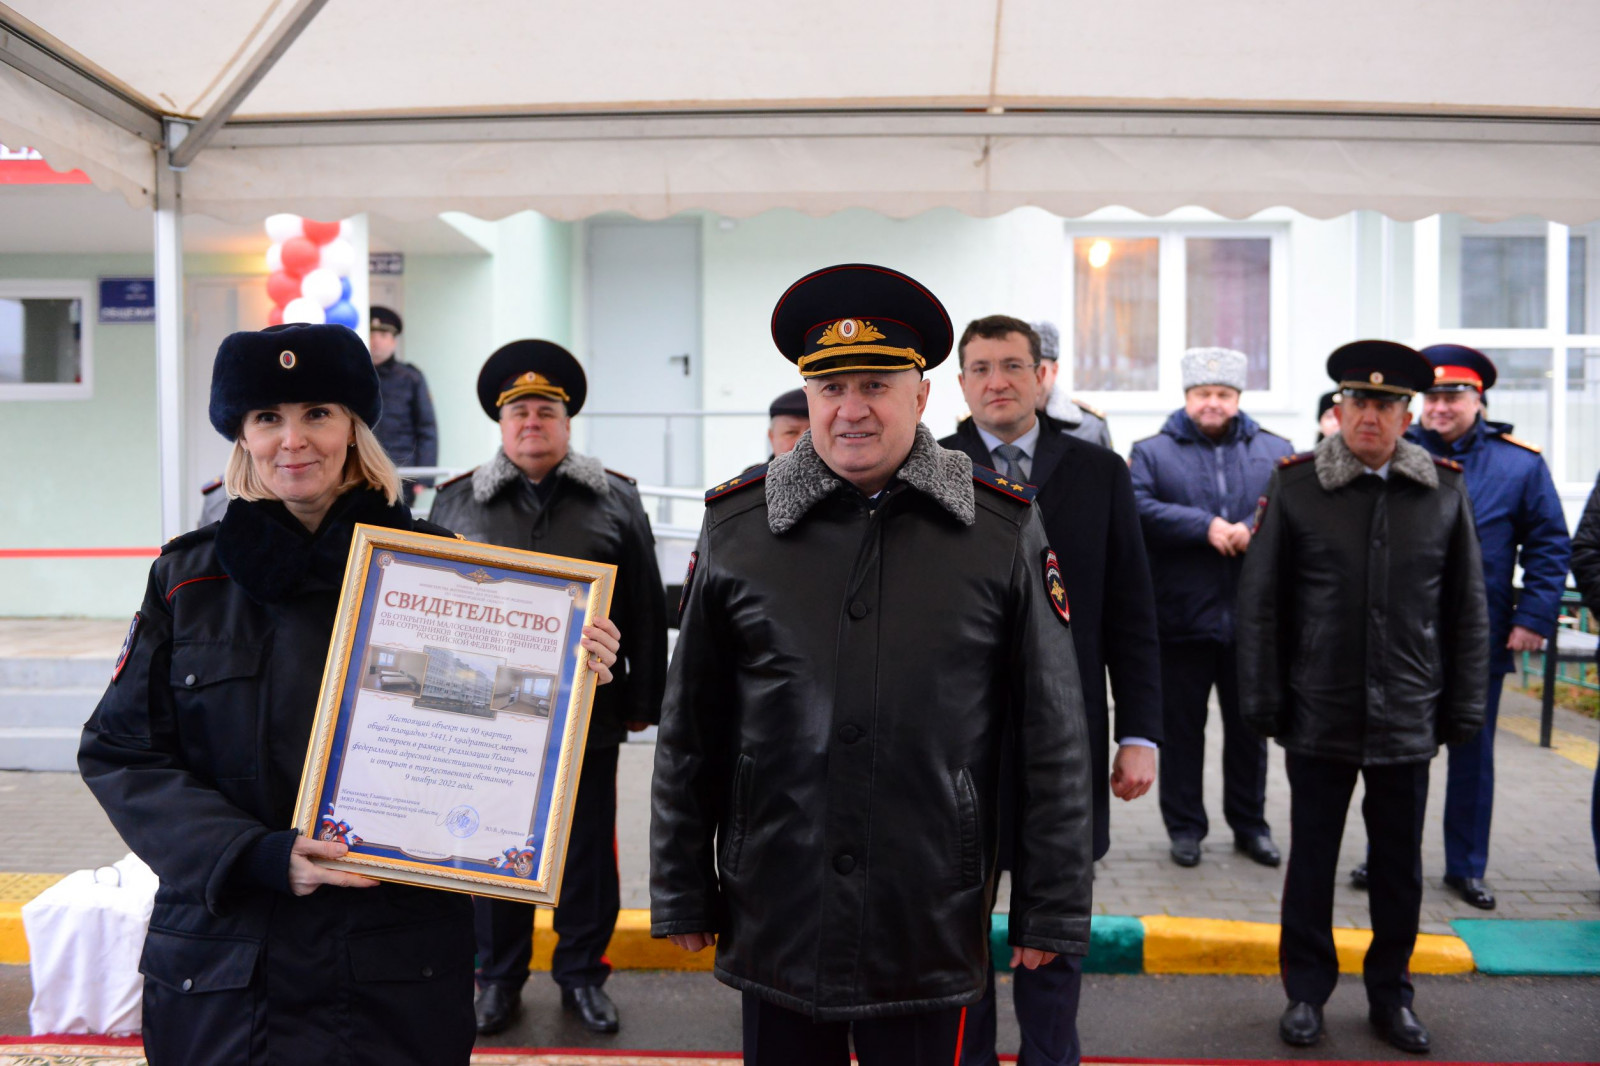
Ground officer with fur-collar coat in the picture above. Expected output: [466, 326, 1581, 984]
[651, 265, 1093, 1066]
[430, 341, 667, 1038]
[1237, 341, 1488, 1054]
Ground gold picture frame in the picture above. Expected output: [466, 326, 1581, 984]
[291, 523, 615, 905]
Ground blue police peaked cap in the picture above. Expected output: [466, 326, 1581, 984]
[1419, 344, 1498, 393]
[208, 323, 380, 440]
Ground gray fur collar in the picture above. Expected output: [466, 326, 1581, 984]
[1314, 433, 1437, 491]
[764, 424, 974, 534]
[472, 448, 610, 504]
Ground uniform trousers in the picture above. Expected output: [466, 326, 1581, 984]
[959, 952, 1083, 1066]
[1281, 753, 1429, 1009]
[742, 991, 968, 1066]
[1157, 639, 1269, 842]
[1442, 671, 1505, 879]
[474, 744, 620, 992]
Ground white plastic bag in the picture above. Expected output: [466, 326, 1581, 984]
[22, 852, 158, 1036]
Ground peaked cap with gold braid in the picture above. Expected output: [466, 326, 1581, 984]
[771, 263, 953, 378]
[476, 339, 587, 420]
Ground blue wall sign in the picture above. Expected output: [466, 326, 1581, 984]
[98, 277, 155, 323]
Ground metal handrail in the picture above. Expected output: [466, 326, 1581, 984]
[398, 468, 707, 503]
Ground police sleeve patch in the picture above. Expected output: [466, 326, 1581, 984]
[677, 551, 698, 618]
[112, 612, 140, 682]
[1251, 494, 1269, 535]
[1042, 549, 1070, 626]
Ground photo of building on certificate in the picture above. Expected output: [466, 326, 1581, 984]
[302, 535, 610, 897]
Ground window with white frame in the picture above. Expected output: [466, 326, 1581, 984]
[0, 279, 94, 400]
[1058, 224, 1288, 406]
[1415, 216, 1600, 491]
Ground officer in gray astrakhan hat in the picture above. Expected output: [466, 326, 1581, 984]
[1128, 346, 1293, 870]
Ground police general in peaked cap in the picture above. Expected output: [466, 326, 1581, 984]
[430, 339, 667, 1037]
[1237, 340, 1488, 1053]
[651, 264, 1094, 1066]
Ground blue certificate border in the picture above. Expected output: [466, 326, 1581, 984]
[312, 548, 587, 879]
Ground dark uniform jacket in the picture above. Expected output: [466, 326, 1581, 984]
[79, 489, 475, 1066]
[430, 448, 667, 749]
[1570, 472, 1600, 658]
[374, 357, 439, 474]
[1129, 409, 1295, 644]
[650, 426, 1094, 1021]
[1236, 435, 1490, 765]
[942, 416, 1162, 860]
[1408, 418, 1571, 675]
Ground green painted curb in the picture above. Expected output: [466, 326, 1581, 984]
[989, 914, 1143, 974]
[1451, 919, 1600, 976]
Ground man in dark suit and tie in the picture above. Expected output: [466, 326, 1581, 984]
[941, 315, 1163, 1066]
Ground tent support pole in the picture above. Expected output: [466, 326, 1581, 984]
[154, 146, 185, 541]
[168, 0, 329, 169]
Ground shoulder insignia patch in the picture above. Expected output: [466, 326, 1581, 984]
[605, 467, 638, 485]
[1042, 549, 1070, 626]
[972, 464, 1036, 503]
[1070, 397, 1107, 420]
[200, 476, 224, 496]
[1499, 434, 1542, 454]
[434, 468, 475, 492]
[111, 613, 139, 682]
[1279, 451, 1316, 468]
[706, 466, 767, 503]
[1251, 494, 1269, 535]
[677, 551, 698, 618]
[1432, 455, 1463, 471]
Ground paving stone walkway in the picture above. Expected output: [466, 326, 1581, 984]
[4, 655, 1595, 935]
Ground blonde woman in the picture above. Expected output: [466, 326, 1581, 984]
[80, 324, 620, 1066]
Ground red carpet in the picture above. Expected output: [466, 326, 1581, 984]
[0, 1039, 1575, 1065]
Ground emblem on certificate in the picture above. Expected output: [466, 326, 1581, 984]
[292, 524, 616, 904]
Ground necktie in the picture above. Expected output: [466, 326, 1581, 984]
[992, 443, 1026, 483]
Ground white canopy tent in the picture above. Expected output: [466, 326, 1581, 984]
[3, 0, 1599, 534]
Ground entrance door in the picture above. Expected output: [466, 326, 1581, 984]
[184, 277, 274, 529]
[583, 220, 702, 493]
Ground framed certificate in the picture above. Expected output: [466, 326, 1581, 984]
[292, 523, 615, 904]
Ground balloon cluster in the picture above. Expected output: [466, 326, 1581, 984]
[263, 214, 360, 329]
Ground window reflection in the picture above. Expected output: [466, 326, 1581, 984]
[0, 297, 83, 385]
[1570, 349, 1600, 480]
[1187, 238, 1272, 390]
[1073, 237, 1158, 391]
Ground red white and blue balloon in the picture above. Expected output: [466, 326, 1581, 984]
[263, 214, 360, 329]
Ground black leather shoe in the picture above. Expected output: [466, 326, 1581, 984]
[1350, 862, 1369, 890]
[474, 983, 521, 1036]
[1278, 1001, 1324, 1047]
[1234, 833, 1281, 867]
[1370, 1004, 1431, 1053]
[1444, 874, 1497, 910]
[1170, 837, 1202, 867]
[562, 985, 620, 1033]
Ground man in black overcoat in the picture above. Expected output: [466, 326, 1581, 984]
[941, 315, 1162, 1066]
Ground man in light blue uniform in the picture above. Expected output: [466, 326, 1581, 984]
[1350, 344, 1570, 909]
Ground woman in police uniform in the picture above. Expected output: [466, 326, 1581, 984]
[77, 323, 619, 1066]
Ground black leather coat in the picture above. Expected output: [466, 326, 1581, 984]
[430, 448, 668, 749]
[79, 489, 475, 1066]
[650, 427, 1094, 1021]
[1237, 436, 1489, 765]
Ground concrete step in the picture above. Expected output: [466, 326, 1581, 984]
[0, 687, 101, 728]
[0, 727, 82, 771]
[0, 657, 116, 688]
